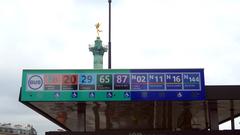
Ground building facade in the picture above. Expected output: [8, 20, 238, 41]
[0, 123, 37, 135]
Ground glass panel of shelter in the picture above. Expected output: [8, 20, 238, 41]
[84, 101, 209, 131]
[31, 100, 240, 131]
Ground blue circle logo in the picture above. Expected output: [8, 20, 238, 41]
[28, 75, 43, 90]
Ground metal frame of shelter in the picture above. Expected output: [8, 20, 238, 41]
[45, 130, 240, 135]
[19, 85, 240, 134]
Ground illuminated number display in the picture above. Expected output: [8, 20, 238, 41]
[114, 74, 130, 90]
[148, 74, 165, 90]
[97, 74, 112, 90]
[62, 74, 78, 90]
[166, 74, 182, 89]
[183, 73, 200, 89]
[79, 74, 96, 90]
[131, 74, 147, 90]
[22, 69, 205, 101]
[44, 74, 61, 90]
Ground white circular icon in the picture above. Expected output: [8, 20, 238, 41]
[28, 75, 43, 90]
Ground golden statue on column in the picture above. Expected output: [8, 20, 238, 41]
[95, 22, 102, 37]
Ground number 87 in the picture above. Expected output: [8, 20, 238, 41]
[116, 75, 128, 83]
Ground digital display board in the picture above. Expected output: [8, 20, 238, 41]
[79, 74, 95, 90]
[21, 69, 205, 101]
[114, 74, 130, 90]
[148, 73, 165, 90]
[62, 74, 78, 90]
[97, 74, 113, 90]
[44, 74, 61, 90]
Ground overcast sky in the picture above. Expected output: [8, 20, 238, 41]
[1, 0, 240, 134]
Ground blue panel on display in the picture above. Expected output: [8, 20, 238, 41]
[131, 74, 148, 90]
[129, 69, 205, 101]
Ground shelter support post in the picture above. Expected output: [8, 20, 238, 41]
[231, 100, 235, 130]
[208, 100, 219, 130]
